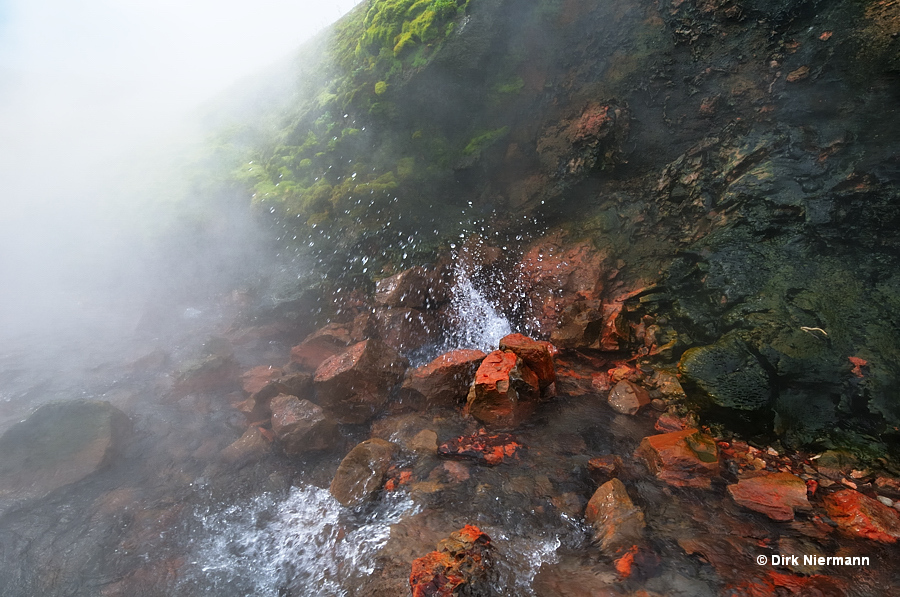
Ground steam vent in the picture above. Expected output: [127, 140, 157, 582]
[2, 0, 900, 595]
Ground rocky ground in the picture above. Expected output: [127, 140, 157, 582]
[2, 251, 900, 596]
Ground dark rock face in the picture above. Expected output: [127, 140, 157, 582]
[678, 333, 773, 431]
[0, 400, 129, 509]
[314, 339, 408, 424]
[329, 438, 397, 508]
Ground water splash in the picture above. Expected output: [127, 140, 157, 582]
[179, 485, 416, 596]
[445, 268, 511, 353]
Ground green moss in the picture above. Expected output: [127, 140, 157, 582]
[375, 80, 388, 94]
[462, 126, 510, 156]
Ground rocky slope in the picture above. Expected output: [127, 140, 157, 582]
[212, 0, 900, 459]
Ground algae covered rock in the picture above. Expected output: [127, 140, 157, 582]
[679, 333, 773, 429]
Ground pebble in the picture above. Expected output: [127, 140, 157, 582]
[877, 495, 894, 508]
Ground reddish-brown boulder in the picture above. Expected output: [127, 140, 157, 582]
[634, 428, 719, 489]
[727, 472, 811, 521]
[239, 365, 283, 396]
[314, 339, 408, 424]
[290, 323, 354, 371]
[398, 349, 487, 410]
[171, 353, 240, 398]
[375, 266, 429, 308]
[823, 489, 900, 543]
[374, 307, 437, 353]
[409, 525, 493, 597]
[329, 438, 397, 507]
[269, 394, 339, 456]
[466, 350, 540, 428]
[438, 429, 523, 466]
[607, 380, 651, 415]
[220, 426, 271, 464]
[499, 333, 556, 389]
[584, 478, 646, 555]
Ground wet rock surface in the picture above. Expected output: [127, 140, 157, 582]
[409, 525, 493, 597]
[0, 400, 130, 509]
[727, 471, 811, 522]
[399, 348, 486, 411]
[329, 438, 397, 508]
[269, 394, 339, 457]
[466, 350, 540, 428]
[314, 338, 408, 424]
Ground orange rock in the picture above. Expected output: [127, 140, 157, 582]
[409, 526, 492, 597]
[585, 478, 646, 555]
[634, 429, 719, 489]
[823, 489, 900, 543]
[499, 333, 556, 389]
[727, 472, 811, 521]
[466, 350, 540, 428]
[614, 545, 639, 578]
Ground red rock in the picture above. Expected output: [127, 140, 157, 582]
[607, 380, 651, 415]
[409, 525, 492, 597]
[786, 65, 810, 82]
[599, 302, 629, 351]
[654, 413, 688, 432]
[269, 394, 339, 456]
[587, 454, 622, 484]
[608, 363, 642, 383]
[727, 472, 811, 521]
[314, 339, 408, 424]
[584, 478, 646, 555]
[614, 545, 639, 578]
[330, 438, 397, 507]
[239, 365, 284, 396]
[634, 429, 719, 489]
[290, 323, 354, 371]
[849, 356, 867, 378]
[499, 333, 556, 389]
[823, 489, 900, 543]
[398, 349, 487, 410]
[466, 350, 540, 428]
[375, 266, 430, 308]
[438, 429, 522, 466]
